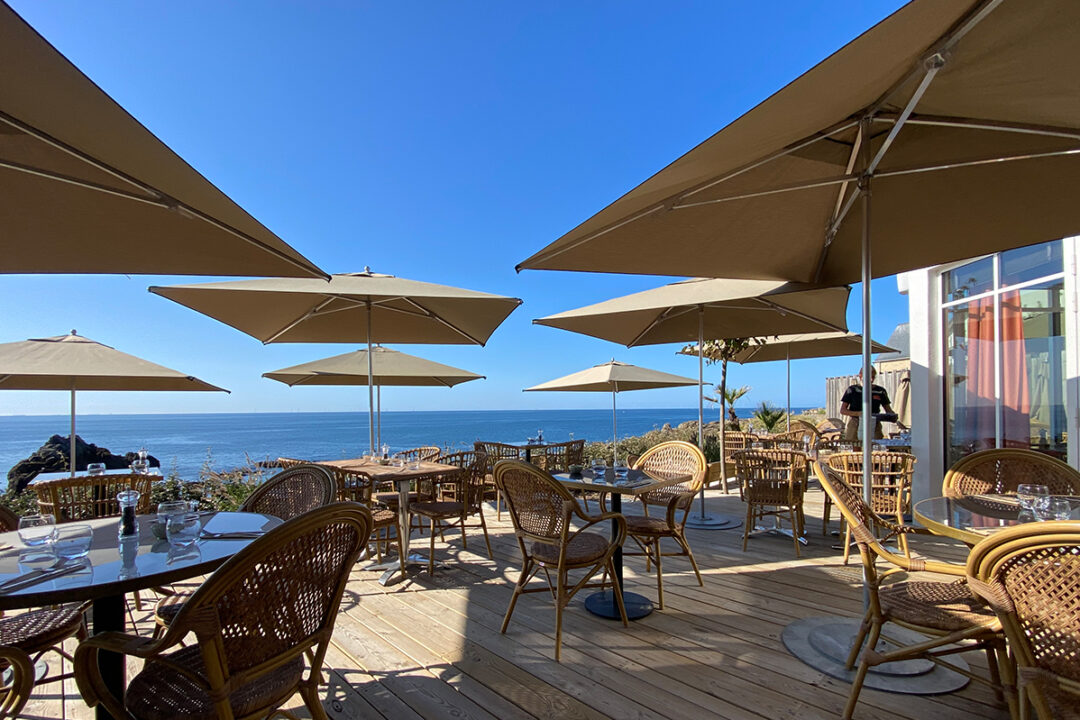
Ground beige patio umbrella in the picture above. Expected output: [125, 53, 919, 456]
[263, 346, 484, 447]
[151, 269, 521, 453]
[536, 278, 851, 528]
[523, 360, 698, 465]
[727, 332, 895, 426]
[0, 331, 227, 476]
[0, 3, 325, 278]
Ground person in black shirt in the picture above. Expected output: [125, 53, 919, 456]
[840, 368, 905, 441]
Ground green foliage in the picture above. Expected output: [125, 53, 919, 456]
[701, 434, 724, 464]
[754, 402, 787, 433]
[582, 422, 697, 463]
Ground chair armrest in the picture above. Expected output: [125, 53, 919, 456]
[573, 512, 627, 550]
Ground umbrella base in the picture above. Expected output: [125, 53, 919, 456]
[685, 513, 741, 530]
[751, 524, 809, 545]
[361, 553, 445, 586]
[584, 589, 653, 620]
[783, 616, 969, 694]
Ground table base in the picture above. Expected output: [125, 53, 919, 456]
[783, 616, 970, 694]
[584, 589, 653, 620]
[685, 513, 742, 530]
[92, 595, 126, 720]
[751, 525, 809, 545]
[361, 553, 445, 586]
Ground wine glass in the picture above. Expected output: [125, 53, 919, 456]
[87, 462, 106, 476]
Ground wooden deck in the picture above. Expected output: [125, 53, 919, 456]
[25, 487, 1008, 720]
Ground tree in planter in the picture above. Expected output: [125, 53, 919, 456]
[704, 383, 749, 428]
[754, 402, 787, 434]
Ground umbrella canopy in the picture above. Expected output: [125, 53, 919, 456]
[534, 278, 849, 346]
[524, 360, 697, 464]
[524, 360, 697, 394]
[0, 331, 227, 475]
[263, 347, 484, 388]
[0, 3, 325, 278]
[264, 346, 484, 448]
[517, 0, 1080, 285]
[728, 332, 894, 364]
[152, 269, 521, 453]
[150, 271, 521, 345]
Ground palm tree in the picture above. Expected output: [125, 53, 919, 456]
[754, 402, 787, 433]
[723, 385, 750, 428]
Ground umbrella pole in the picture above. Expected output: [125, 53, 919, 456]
[377, 386, 382, 449]
[367, 303, 375, 456]
[786, 346, 791, 431]
[686, 308, 741, 531]
[70, 388, 76, 477]
[860, 135, 874, 607]
[612, 389, 617, 465]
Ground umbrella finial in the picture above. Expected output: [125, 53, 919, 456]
[70, 329, 77, 336]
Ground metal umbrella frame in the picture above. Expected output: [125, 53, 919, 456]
[151, 269, 520, 455]
[0, 331, 227, 476]
[263, 346, 484, 449]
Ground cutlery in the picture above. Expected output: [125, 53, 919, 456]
[199, 530, 266, 540]
[0, 562, 84, 595]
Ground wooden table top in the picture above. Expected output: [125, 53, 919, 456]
[316, 458, 462, 480]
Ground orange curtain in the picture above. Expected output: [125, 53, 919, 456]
[1000, 290, 1030, 448]
[964, 291, 1030, 451]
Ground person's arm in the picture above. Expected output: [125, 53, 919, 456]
[881, 401, 908, 431]
[839, 401, 859, 418]
[839, 386, 859, 418]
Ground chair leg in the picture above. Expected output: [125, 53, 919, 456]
[843, 620, 882, 720]
[554, 568, 567, 662]
[298, 678, 330, 720]
[842, 524, 853, 565]
[790, 509, 801, 558]
[846, 608, 874, 669]
[742, 503, 753, 551]
[677, 533, 704, 587]
[428, 518, 436, 575]
[501, 559, 532, 634]
[477, 508, 493, 559]
[822, 498, 831, 535]
[607, 558, 629, 627]
[496, 488, 503, 521]
[654, 538, 664, 610]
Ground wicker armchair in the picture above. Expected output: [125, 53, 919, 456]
[943, 448, 1080, 498]
[371, 446, 443, 509]
[153, 464, 337, 638]
[531, 440, 585, 474]
[493, 460, 627, 661]
[475, 441, 525, 520]
[734, 449, 809, 557]
[0, 508, 88, 719]
[622, 441, 707, 609]
[333, 469, 400, 563]
[33, 473, 154, 522]
[76, 503, 371, 720]
[789, 419, 821, 449]
[816, 462, 1015, 720]
[275, 457, 308, 469]
[826, 451, 916, 562]
[409, 451, 493, 573]
[720, 431, 757, 495]
[967, 522, 1080, 720]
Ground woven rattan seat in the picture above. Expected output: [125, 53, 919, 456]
[967, 521, 1080, 720]
[77, 503, 371, 720]
[531, 531, 608, 565]
[815, 462, 1014, 720]
[879, 581, 996, 632]
[373, 491, 420, 507]
[494, 460, 627, 661]
[624, 515, 669, 535]
[126, 645, 304, 720]
[0, 604, 85, 653]
[153, 464, 337, 638]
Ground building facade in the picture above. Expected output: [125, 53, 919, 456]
[903, 237, 1078, 501]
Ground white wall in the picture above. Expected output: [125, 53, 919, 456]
[906, 268, 944, 501]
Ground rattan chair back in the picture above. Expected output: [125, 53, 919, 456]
[493, 460, 577, 545]
[533, 440, 585, 473]
[634, 441, 706, 492]
[967, 522, 1080, 719]
[33, 473, 154, 522]
[275, 457, 308, 469]
[943, 448, 1080, 498]
[0, 504, 18, 532]
[734, 449, 808, 506]
[394, 446, 441, 463]
[334, 470, 373, 504]
[474, 441, 524, 467]
[815, 462, 902, 569]
[826, 451, 915, 516]
[439, 451, 486, 509]
[241, 464, 337, 521]
[722, 431, 757, 462]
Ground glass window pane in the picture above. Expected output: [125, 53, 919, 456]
[1002, 281, 1067, 459]
[944, 300, 996, 467]
[1000, 240, 1063, 288]
[945, 257, 993, 303]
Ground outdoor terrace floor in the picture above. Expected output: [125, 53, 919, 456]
[27, 487, 1007, 720]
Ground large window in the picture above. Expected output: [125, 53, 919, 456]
[943, 241, 1066, 467]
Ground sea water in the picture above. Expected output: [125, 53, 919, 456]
[0, 407, 809, 486]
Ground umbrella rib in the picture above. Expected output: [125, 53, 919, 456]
[401, 299, 485, 345]
[628, 305, 697, 347]
[894, 114, 1080, 142]
[671, 172, 859, 210]
[876, 147, 1080, 179]
[263, 296, 340, 343]
[0, 114, 327, 280]
[752, 297, 845, 333]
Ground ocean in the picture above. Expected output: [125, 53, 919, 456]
[0, 407, 812, 485]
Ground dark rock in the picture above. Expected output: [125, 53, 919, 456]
[7, 435, 159, 493]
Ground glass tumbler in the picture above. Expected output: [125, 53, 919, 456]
[54, 524, 93, 560]
[166, 512, 201, 548]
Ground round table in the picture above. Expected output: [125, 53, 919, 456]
[0, 511, 281, 720]
[914, 495, 1080, 545]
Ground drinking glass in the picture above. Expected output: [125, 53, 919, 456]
[1016, 484, 1050, 512]
[591, 458, 606, 482]
[54, 524, 92, 560]
[613, 463, 630, 485]
[130, 459, 148, 474]
[87, 462, 106, 476]
[1043, 497, 1073, 521]
[166, 512, 201, 548]
[18, 514, 57, 549]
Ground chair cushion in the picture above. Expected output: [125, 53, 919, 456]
[625, 515, 672, 536]
[411, 501, 464, 519]
[879, 581, 996, 632]
[530, 531, 608, 566]
[126, 644, 304, 720]
[0, 604, 83, 653]
[373, 491, 419, 506]
[371, 508, 397, 527]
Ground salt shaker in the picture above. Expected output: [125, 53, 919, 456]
[117, 490, 140, 537]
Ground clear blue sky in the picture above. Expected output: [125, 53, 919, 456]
[3, 0, 911, 416]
